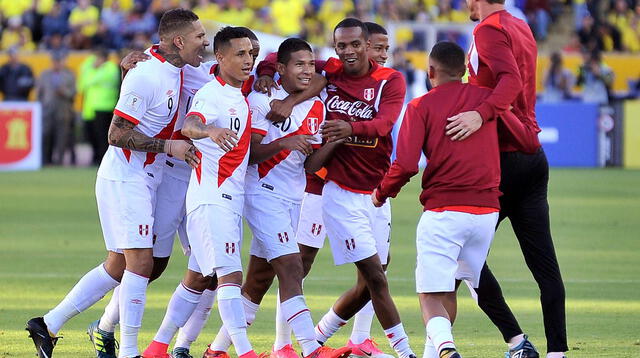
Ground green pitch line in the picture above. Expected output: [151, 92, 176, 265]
[0, 168, 639, 357]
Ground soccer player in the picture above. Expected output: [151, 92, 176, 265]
[364, 22, 390, 66]
[179, 26, 257, 358]
[445, 0, 568, 357]
[25, 8, 206, 358]
[373, 40, 518, 358]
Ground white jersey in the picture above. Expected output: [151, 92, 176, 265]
[185, 76, 251, 215]
[165, 60, 217, 180]
[245, 87, 324, 203]
[98, 45, 182, 183]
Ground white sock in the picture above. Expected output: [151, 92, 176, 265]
[426, 317, 455, 356]
[547, 353, 566, 358]
[99, 285, 120, 332]
[154, 282, 202, 344]
[281, 295, 320, 356]
[315, 308, 347, 343]
[384, 323, 414, 358]
[118, 270, 149, 357]
[210, 294, 259, 352]
[508, 334, 525, 349]
[274, 290, 292, 350]
[423, 337, 438, 358]
[175, 288, 217, 349]
[44, 264, 119, 335]
[215, 284, 253, 356]
[351, 300, 374, 344]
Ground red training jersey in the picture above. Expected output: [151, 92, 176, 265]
[468, 10, 541, 153]
[377, 81, 506, 210]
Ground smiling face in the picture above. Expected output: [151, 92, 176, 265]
[277, 49, 315, 93]
[249, 38, 260, 70]
[367, 33, 389, 66]
[178, 20, 209, 67]
[334, 26, 370, 76]
[216, 37, 254, 87]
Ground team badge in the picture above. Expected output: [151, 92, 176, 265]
[363, 88, 375, 101]
[125, 93, 143, 111]
[138, 224, 149, 236]
[225, 242, 236, 254]
[307, 117, 320, 134]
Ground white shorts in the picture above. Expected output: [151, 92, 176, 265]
[96, 177, 157, 253]
[415, 210, 498, 293]
[186, 204, 243, 277]
[152, 172, 190, 258]
[246, 194, 301, 261]
[296, 192, 327, 249]
[322, 181, 391, 266]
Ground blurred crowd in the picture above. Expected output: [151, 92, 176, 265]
[0, 0, 637, 52]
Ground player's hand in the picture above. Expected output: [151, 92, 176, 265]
[278, 135, 314, 156]
[120, 51, 150, 71]
[266, 98, 294, 123]
[208, 127, 239, 152]
[254, 75, 280, 95]
[165, 140, 201, 169]
[371, 188, 384, 207]
[322, 120, 352, 142]
[446, 111, 483, 141]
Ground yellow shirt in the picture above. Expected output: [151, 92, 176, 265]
[318, 0, 354, 35]
[69, 5, 101, 37]
[103, 0, 134, 12]
[194, 3, 221, 21]
[217, 8, 256, 27]
[271, 0, 307, 36]
[0, 27, 36, 51]
[435, 9, 468, 23]
[0, 0, 30, 18]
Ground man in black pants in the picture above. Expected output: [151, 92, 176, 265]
[444, 0, 568, 357]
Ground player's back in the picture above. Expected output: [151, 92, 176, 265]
[185, 77, 251, 215]
[409, 81, 501, 209]
[468, 10, 538, 134]
[245, 87, 324, 202]
[98, 45, 182, 183]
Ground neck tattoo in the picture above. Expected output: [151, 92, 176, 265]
[157, 47, 186, 68]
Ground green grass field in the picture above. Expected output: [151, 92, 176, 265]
[1, 168, 639, 357]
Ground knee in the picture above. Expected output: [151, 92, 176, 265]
[124, 249, 154, 277]
[183, 270, 213, 292]
[360, 267, 388, 293]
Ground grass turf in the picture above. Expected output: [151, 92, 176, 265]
[0, 168, 639, 357]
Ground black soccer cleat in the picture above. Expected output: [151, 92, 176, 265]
[26, 317, 60, 358]
[172, 347, 194, 358]
[505, 335, 539, 358]
[87, 319, 118, 358]
[439, 348, 461, 358]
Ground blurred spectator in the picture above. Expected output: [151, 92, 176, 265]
[318, 0, 355, 33]
[434, 0, 467, 23]
[577, 50, 615, 104]
[101, 0, 127, 49]
[271, 0, 306, 36]
[78, 49, 120, 165]
[41, 2, 70, 48]
[525, 0, 551, 40]
[0, 48, 35, 101]
[541, 51, 575, 102]
[69, 0, 100, 49]
[22, 0, 56, 44]
[607, 0, 640, 51]
[0, 0, 31, 18]
[1, 16, 36, 51]
[254, 8, 276, 34]
[505, 0, 528, 22]
[193, 0, 221, 22]
[38, 51, 77, 165]
[151, 0, 180, 21]
[104, 0, 134, 12]
[218, 0, 255, 27]
[123, 4, 157, 46]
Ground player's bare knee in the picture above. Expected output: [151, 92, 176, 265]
[104, 251, 126, 281]
[217, 270, 243, 285]
[183, 269, 212, 292]
[273, 254, 304, 281]
[123, 248, 154, 277]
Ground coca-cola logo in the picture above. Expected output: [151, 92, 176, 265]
[325, 95, 374, 120]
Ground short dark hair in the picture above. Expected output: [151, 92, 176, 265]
[277, 38, 313, 65]
[364, 22, 387, 35]
[486, 0, 505, 4]
[429, 41, 466, 77]
[214, 26, 250, 53]
[158, 8, 199, 39]
[334, 18, 369, 40]
[234, 26, 258, 41]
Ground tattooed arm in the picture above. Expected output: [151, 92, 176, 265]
[182, 114, 238, 152]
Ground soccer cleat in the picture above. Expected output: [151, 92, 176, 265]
[88, 319, 118, 358]
[347, 339, 394, 358]
[505, 335, 540, 358]
[26, 317, 60, 358]
[142, 340, 171, 358]
[202, 346, 231, 358]
[439, 349, 461, 358]
[172, 347, 194, 358]
[304, 346, 352, 358]
[270, 344, 298, 358]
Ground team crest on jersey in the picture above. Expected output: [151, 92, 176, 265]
[345, 238, 356, 250]
[138, 224, 149, 236]
[363, 88, 375, 101]
[225, 242, 236, 254]
[307, 117, 320, 134]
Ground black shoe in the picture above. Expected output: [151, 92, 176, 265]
[87, 319, 118, 358]
[439, 348, 461, 358]
[172, 347, 194, 358]
[505, 335, 539, 358]
[26, 317, 60, 358]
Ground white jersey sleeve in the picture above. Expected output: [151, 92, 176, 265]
[247, 91, 271, 136]
[114, 70, 154, 124]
